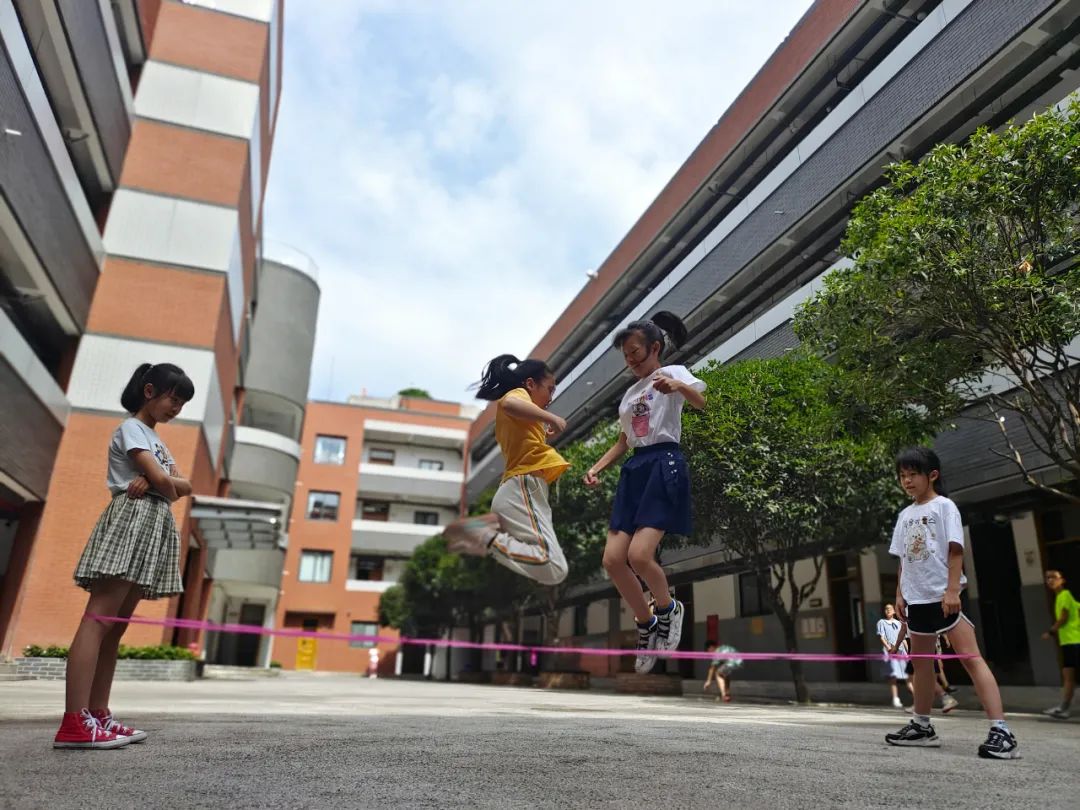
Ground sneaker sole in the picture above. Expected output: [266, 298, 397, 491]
[978, 747, 1021, 760]
[942, 702, 959, 714]
[120, 731, 148, 743]
[53, 738, 130, 750]
[886, 737, 941, 747]
[634, 653, 659, 674]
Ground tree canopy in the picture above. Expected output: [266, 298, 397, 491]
[795, 101, 1080, 501]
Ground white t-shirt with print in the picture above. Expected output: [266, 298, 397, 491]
[106, 418, 175, 494]
[889, 495, 967, 605]
[618, 364, 706, 449]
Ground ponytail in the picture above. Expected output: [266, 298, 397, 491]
[120, 362, 196, 414]
[474, 354, 552, 401]
[612, 310, 689, 359]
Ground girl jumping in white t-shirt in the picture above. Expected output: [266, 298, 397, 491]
[584, 312, 706, 673]
[885, 447, 1019, 760]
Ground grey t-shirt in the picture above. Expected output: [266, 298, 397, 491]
[107, 418, 175, 494]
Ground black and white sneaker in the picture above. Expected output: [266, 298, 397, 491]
[978, 727, 1020, 760]
[885, 720, 941, 747]
[655, 599, 685, 652]
[634, 619, 658, 674]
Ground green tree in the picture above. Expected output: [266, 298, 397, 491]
[398, 387, 432, 399]
[795, 101, 1080, 502]
[682, 354, 914, 702]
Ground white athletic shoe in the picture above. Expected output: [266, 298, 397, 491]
[1042, 706, 1070, 720]
[634, 619, 659, 674]
[444, 518, 494, 557]
[942, 694, 959, 714]
[654, 599, 685, 652]
[892, 697, 904, 709]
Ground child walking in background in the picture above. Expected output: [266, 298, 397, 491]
[1041, 569, 1080, 719]
[885, 447, 1019, 759]
[445, 355, 569, 585]
[584, 312, 706, 673]
[54, 363, 194, 749]
[877, 604, 908, 709]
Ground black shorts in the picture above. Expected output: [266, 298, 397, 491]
[1063, 644, 1080, 669]
[905, 591, 974, 636]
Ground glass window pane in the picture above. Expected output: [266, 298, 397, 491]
[314, 435, 346, 465]
[307, 491, 340, 521]
[298, 550, 332, 583]
[369, 448, 395, 465]
[349, 621, 377, 648]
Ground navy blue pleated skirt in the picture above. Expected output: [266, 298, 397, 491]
[609, 442, 692, 536]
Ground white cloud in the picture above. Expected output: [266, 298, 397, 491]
[265, 0, 815, 403]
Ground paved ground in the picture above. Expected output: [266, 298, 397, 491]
[1, 675, 1077, 809]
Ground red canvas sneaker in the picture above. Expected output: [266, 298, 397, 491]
[53, 709, 130, 750]
[92, 709, 148, 743]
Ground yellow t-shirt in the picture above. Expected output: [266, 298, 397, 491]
[496, 389, 569, 483]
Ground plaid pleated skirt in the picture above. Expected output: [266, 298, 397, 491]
[74, 493, 184, 599]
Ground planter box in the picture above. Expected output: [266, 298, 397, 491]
[455, 671, 492, 684]
[615, 672, 682, 696]
[491, 671, 534, 687]
[15, 658, 196, 682]
[537, 671, 590, 690]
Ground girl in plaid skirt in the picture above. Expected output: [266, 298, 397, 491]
[54, 363, 195, 750]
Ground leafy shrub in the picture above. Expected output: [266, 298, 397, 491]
[23, 644, 196, 661]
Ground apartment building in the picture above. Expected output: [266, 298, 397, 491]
[467, 0, 1080, 686]
[275, 394, 478, 673]
[0, 0, 320, 666]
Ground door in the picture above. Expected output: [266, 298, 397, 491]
[295, 618, 318, 670]
[827, 552, 866, 681]
[235, 603, 265, 667]
[969, 521, 1032, 684]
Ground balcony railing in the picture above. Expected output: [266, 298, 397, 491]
[351, 519, 441, 557]
[357, 463, 463, 505]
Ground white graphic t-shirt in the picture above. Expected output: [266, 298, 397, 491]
[888, 495, 967, 605]
[106, 418, 175, 494]
[618, 365, 706, 448]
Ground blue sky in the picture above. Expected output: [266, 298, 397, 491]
[264, 1, 815, 404]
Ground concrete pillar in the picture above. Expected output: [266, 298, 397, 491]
[859, 550, 881, 654]
[1011, 512, 1058, 685]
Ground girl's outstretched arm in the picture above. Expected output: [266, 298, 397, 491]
[584, 432, 629, 486]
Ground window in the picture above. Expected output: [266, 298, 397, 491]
[360, 501, 390, 522]
[414, 511, 439, 526]
[349, 621, 377, 648]
[739, 571, 769, 617]
[351, 555, 383, 581]
[418, 459, 444, 471]
[314, 435, 346, 465]
[298, 550, 332, 583]
[368, 447, 395, 465]
[306, 491, 340, 521]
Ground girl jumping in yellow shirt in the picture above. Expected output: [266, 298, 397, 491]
[445, 355, 569, 585]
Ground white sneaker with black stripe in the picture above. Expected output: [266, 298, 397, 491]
[654, 599, 685, 652]
[885, 720, 941, 747]
[634, 619, 658, 674]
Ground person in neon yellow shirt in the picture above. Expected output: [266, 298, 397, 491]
[1041, 569, 1080, 719]
[445, 355, 569, 585]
